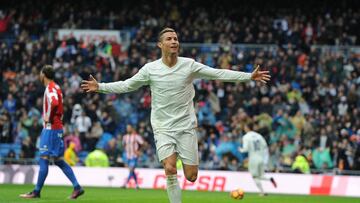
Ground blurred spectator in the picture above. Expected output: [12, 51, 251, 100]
[337, 139, 352, 171]
[64, 131, 82, 153]
[71, 104, 83, 124]
[292, 154, 310, 174]
[0, 113, 13, 143]
[353, 140, 360, 170]
[87, 122, 103, 152]
[0, 10, 14, 33]
[64, 142, 79, 166]
[99, 111, 116, 135]
[312, 147, 333, 170]
[85, 148, 109, 167]
[0, 0, 359, 174]
[4, 149, 17, 164]
[215, 134, 242, 162]
[3, 94, 16, 115]
[74, 111, 92, 150]
[20, 136, 36, 159]
[314, 128, 332, 150]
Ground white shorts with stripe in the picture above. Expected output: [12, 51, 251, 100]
[248, 159, 265, 177]
[154, 128, 199, 165]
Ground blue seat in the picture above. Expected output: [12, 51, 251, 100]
[78, 151, 89, 163]
[0, 143, 22, 158]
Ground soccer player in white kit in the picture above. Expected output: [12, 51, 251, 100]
[81, 28, 271, 203]
[239, 123, 277, 196]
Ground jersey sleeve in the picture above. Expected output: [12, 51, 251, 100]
[240, 135, 249, 153]
[48, 91, 59, 108]
[98, 66, 150, 94]
[191, 61, 251, 82]
[136, 135, 144, 145]
[47, 87, 59, 121]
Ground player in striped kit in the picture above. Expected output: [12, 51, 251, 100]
[122, 124, 144, 189]
[81, 28, 270, 203]
[20, 65, 84, 199]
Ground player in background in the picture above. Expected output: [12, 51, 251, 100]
[20, 65, 84, 199]
[239, 122, 277, 196]
[121, 124, 144, 189]
[81, 28, 270, 203]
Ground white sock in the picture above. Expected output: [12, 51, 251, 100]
[254, 178, 264, 194]
[166, 175, 182, 203]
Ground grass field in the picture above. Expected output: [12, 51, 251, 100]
[0, 184, 358, 203]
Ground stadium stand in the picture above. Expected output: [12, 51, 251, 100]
[0, 0, 359, 175]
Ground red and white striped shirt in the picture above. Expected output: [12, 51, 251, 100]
[123, 133, 144, 159]
[43, 81, 63, 130]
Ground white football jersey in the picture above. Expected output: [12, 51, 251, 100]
[240, 131, 268, 163]
[99, 57, 251, 132]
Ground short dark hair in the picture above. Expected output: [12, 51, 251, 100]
[41, 65, 55, 80]
[158, 27, 176, 42]
[245, 122, 254, 131]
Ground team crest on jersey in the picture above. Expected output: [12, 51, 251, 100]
[40, 145, 48, 151]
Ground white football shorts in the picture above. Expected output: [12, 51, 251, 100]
[154, 128, 199, 165]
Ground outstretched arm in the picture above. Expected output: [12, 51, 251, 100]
[81, 75, 100, 93]
[250, 65, 271, 84]
[193, 62, 270, 83]
[81, 67, 149, 94]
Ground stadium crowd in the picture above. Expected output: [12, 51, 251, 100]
[0, 0, 360, 174]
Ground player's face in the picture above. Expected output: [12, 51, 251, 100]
[39, 71, 45, 85]
[158, 32, 179, 55]
[126, 125, 133, 133]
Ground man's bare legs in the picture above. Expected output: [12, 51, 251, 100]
[163, 154, 181, 203]
[182, 164, 198, 182]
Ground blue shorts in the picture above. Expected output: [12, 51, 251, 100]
[39, 129, 64, 158]
[127, 158, 138, 168]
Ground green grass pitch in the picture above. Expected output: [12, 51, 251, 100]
[0, 184, 358, 203]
